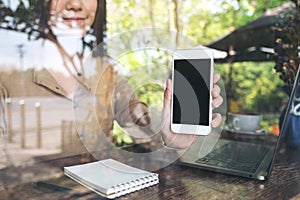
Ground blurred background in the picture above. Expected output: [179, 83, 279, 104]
[0, 0, 297, 168]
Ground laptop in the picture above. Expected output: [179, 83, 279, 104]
[178, 64, 300, 180]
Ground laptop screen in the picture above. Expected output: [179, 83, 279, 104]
[267, 64, 300, 177]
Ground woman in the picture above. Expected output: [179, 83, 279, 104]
[1, 0, 223, 153]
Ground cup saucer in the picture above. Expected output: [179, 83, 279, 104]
[224, 127, 268, 136]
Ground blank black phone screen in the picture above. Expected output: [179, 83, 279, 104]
[172, 59, 211, 125]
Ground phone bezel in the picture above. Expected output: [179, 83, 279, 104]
[171, 48, 214, 135]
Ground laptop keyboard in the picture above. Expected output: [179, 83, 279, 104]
[195, 142, 270, 173]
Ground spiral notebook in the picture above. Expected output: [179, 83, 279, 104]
[64, 159, 159, 199]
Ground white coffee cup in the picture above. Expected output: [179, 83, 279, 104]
[227, 112, 262, 132]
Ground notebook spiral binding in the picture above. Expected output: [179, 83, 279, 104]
[107, 174, 159, 199]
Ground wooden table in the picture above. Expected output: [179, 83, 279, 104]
[1, 141, 300, 200]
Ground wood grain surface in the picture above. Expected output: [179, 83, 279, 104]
[1, 144, 300, 200]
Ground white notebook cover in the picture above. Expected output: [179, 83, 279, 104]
[64, 159, 159, 199]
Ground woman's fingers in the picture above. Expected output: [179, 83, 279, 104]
[211, 113, 222, 128]
[212, 84, 221, 98]
[213, 73, 221, 84]
[212, 95, 223, 109]
[162, 79, 172, 123]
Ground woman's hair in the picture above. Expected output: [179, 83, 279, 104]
[91, 0, 107, 56]
[91, 0, 107, 44]
[0, 0, 51, 40]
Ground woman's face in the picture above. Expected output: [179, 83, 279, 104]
[49, 0, 98, 37]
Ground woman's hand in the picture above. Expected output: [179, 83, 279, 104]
[161, 74, 223, 149]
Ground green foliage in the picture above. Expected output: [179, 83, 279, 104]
[109, 48, 171, 146]
[273, 2, 299, 84]
[216, 62, 285, 113]
[260, 114, 280, 133]
[1, 0, 290, 142]
[107, 0, 290, 44]
[106, 0, 290, 137]
[117, 49, 171, 113]
[112, 121, 133, 146]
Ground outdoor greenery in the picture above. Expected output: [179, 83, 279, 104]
[1, 0, 294, 144]
[273, 1, 300, 84]
[106, 0, 288, 45]
[106, 0, 292, 137]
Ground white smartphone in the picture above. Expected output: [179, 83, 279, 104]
[171, 48, 214, 135]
